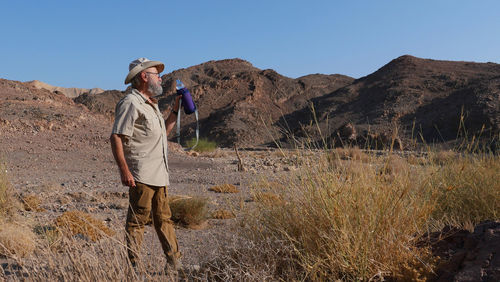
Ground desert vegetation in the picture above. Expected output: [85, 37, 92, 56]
[1, 144, 498, 280]
[186, 137, 217, 153]
[197, 145, 500, 281]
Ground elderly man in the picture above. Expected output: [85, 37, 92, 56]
[110, 57, 181, 271]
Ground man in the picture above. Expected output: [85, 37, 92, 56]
[110, 57, 181, 271]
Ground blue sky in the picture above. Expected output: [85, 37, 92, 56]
[1, 1, 499, 90]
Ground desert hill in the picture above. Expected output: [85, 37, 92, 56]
[26, 80, 104, 98]
[0, 78, 108, 135]
[279, 55, 500, 149]
[158, 58, 354, 147]
[4, 55, 499, 149]
[73, 58, 354, 147]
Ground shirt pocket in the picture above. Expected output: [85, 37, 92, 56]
[144, 113, 159, 133]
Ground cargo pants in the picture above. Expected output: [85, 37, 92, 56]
[125, 182, 180, 265]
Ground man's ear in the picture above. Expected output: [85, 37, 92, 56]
[140, 72, 148, 83]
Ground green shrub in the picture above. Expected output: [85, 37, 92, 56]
[186, 138, 217, 153]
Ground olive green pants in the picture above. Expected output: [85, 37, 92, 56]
[125, 182, 179, 264]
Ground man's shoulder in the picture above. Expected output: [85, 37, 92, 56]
[117, 90, 142, 107]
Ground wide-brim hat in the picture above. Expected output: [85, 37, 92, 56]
[124, 57, 165, 84]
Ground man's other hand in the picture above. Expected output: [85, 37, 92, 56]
[121, 169, 136, 187]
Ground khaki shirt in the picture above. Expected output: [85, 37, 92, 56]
[112, 89, 169, 186]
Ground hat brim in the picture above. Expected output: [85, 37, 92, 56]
[124, 61, 165, 84]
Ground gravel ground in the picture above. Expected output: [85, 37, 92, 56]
[0, 121, 293, 270]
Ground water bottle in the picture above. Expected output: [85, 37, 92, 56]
[176, 79, 196, 115]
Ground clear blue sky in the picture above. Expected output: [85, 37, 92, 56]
[1, 1, 499, 90]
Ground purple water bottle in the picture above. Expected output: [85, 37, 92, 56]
[176, 79, 197, 115]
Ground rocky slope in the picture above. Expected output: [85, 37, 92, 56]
[23, 55, 500, 150]
[158, 59, 354, 147]
[26, 80, 104, 98]
[291, 55, 500, 149]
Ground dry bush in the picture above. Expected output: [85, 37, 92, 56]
[211, 209, 236, 219]
[169, 196, 208, 228]
[55, 211, 115, 241]
[406, 154, 427, 165]
[430, 149, 457, 165]
[209, 184, 239, 193]
[225, 150, 500, 280]
[332, 146, 370, 162]
[378, 155, 410, 177]
[0, 222, 36, 258]
[429, 154, 500, 226]
[238, 152, 437, 280]
[22, 194, 45, 212]
[34, 225, 62, 250]
[251, 192, 284, 206]
[6, 236, 178, 281]
[253, 180, 286, 191]
[0, 166, 21, 218]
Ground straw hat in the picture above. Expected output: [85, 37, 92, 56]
[124, 57, 165, 84]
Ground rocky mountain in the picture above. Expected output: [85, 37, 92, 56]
[0, 78, 102, 134]
[26, 80, 104, 98]
[5, 55, 498, 150]
[288, 55, 500, 149]
[159, 58, 354, 147]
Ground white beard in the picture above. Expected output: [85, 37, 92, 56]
[148, 80, 163, 97]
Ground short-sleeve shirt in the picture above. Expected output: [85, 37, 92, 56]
[111, 89, 169, 186]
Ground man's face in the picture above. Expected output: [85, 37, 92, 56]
[144, 67, 163, 96]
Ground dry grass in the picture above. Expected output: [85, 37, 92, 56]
[0, 222, 36, 258]
[54, 211, 115, 242]
[219, 149, 500, 280]
[251, 192, 284, 206]
[211, 209, 236, 219]
[209, 184, 239, 193]
[241, 152, 437, 280]
[0, 165, 21, 218]
[332, 146, 370, 162]
[169, 196, 208, 227]
[21, 194, 45, 212]
[429, 149, 458, 165]
[1, 149, 498, 280]
[428, 154, 500, 226]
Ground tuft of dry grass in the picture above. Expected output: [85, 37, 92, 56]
[239, 152, 439, 280]
[428, 154, 500, 226]
[251, 192, 284, 206]
[0, 165, 21, 218]
[332, 146, 370, 162]
[22, 194, 45, 212]
[55, 211, 115, 242]
[0, 222, 36, 258]
[209, 184, 239, 193]
[211, 209, 236, 219]
[169, 196, 209, 228]
[226, 148, 500, 280]
[429, 149, 458, 165]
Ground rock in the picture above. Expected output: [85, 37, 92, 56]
[428, 221, 500, 281]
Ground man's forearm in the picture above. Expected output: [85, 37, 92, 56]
[110, 133, 136, 187]
[165, 112, 177, 136]
[110, 134, 129, 173]
[165, 96, 181, 136]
